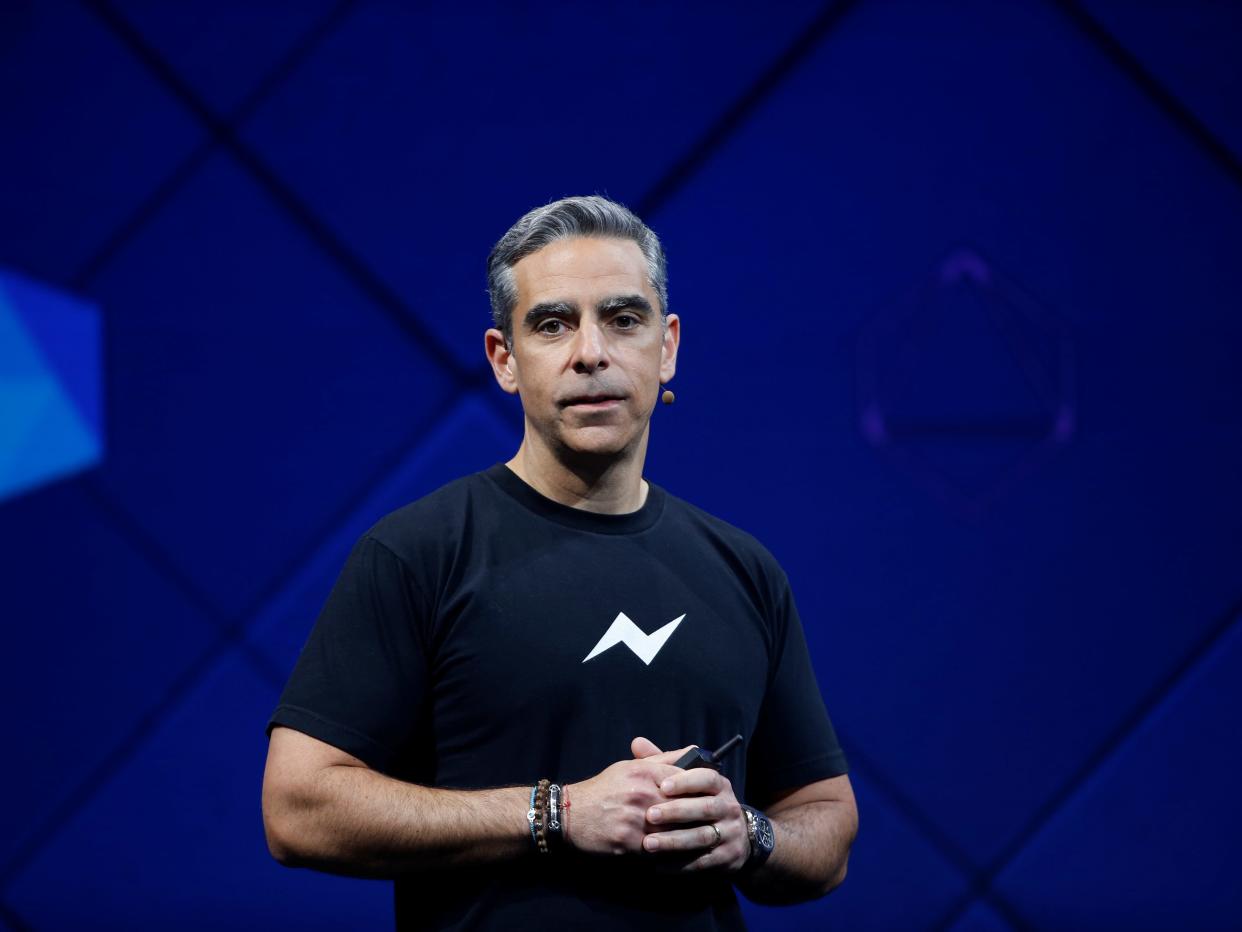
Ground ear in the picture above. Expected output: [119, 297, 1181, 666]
[659, 313, 680, 385]
[485, 328, 519, 395]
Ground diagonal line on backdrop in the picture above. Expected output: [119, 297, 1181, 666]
[0, 624, 271, 891]
[842, 749, 998, 926]
[80, 0, 472, 384]
[72, 0, 361, 291]
[931, 597, 1242, 930]
[226, 0, 360, 129]
[840, 738, 1031, 930]
[77, 474, 228, 624]
[72, 142, 215, 292]
[0, 899, 32, 932]
[229, 394, 483, 627]
[636, 0, 862, 220]
[838, 737, 979, 878]
[1052, 0, 1242, 192]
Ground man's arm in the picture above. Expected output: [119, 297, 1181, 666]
[262, 726, 531, 876]
[734, 774, 858, 905]
[262, 727, 695, 877]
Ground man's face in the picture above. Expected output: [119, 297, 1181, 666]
[486, 236, 679, 459]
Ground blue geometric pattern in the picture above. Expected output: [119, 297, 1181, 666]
[0, 270, 102, 502]
[0, 2, 1239, 929]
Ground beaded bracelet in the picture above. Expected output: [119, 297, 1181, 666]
[534, 779, 551, 854]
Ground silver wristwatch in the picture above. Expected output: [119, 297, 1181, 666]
[740, 804, 775, 871]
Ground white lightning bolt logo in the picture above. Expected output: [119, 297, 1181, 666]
[582, 612, 686, 665]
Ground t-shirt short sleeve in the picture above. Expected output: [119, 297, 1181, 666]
[265, 534, 430, 772]
[745, 579, 849, 804]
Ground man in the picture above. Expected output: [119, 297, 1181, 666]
[262, 196, 857, 930]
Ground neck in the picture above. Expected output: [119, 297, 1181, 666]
[506, 425, 649, 514]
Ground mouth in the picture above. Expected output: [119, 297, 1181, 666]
[561, 393, 626, 409]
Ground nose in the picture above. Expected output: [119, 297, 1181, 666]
[571, 319, 609, 374]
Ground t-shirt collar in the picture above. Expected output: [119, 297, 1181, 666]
[483, 463, 664, 535]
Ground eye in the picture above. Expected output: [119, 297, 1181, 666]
[537, 319, 566, 335]
[614, 314, 638, 329]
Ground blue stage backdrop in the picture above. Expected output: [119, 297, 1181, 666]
[2, 1, 1240, 928]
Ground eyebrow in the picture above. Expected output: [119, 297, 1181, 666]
[523, 294, 655, 328]
[523, 301, 577, 327]
[596, 294, 654, 316]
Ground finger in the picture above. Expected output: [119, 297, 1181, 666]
[647, 849, 703, 874]
[664, 847, 732, 873]
[630, 736, 664, 759]
[646, 839, 740, 875]
[643, 823, 724, 854]
[646, 795, 729, 826]
[658, 768, 726, 797]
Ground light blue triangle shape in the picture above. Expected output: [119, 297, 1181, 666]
[0, 370, 100, 502]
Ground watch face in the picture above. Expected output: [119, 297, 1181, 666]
[755, 815, 775, 852]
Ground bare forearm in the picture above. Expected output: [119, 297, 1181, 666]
[735, 800, 857, 905]
[268, 764, 531, 877]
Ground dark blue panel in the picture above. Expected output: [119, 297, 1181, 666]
[87, 151, 458, 618]
[742, 769, 970, 931]
[995, 614, 1242, 928]
[0, 1, 202, 283]
[247, 394, 520, 673]
[113, 0, 338, 115]
[642, 0, 1242, 866]
[0, 481, 216, 871]
[4, 650, 392, 928]
[241, 0, 824, 370]
[1083, 0, 1242, 163]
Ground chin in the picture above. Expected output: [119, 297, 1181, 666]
[556, 426, 639, 459]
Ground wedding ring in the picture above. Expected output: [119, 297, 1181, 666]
[708, 824, 722, 848]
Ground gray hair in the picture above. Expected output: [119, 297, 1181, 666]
[487, 195, 668, 344]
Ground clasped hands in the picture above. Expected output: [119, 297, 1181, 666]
[565, 736, 749, 874]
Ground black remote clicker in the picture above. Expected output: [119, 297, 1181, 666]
[673, 734, 743, 771]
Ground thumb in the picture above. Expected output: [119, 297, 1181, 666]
[631, 736, 664, 759]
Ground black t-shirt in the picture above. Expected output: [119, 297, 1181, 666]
[267, 464, 848, 930]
